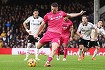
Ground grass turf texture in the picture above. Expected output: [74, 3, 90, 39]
[0, 55, 105, 70]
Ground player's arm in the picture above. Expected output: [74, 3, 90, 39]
[23, 21, 30, 33]
[94, 29, 98, 39]
[38, 23, 46, 35]
[35, 21, 46, 37]
[23, 21, 27, 30]
[91, 29, 98, 41]
[76, 24, 83, 38]
[23, 17, 31, 33]
[67, 10, 86, 18]
[69, 25, 74, 41]
[76, 31, 82, 38]
[100, 29, 105, 38]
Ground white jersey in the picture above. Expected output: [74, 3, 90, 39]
[91, 25, 105, 41]
[97, 27, 105, 36]
[77, 22, 94, 40]
[24, 16, 43, 35]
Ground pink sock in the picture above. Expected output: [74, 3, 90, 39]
[64, 47, 67, 58]
[47, 56, 52, 63]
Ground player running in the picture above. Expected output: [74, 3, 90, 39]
[76, 15, 95, 61]
[90, 19, 105, 60]
[56, 16, 73, 61]
[23, 9, 43, 61]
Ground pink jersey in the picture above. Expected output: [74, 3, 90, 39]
[61, 19, 73, 37]
[43, 11, 67, 34]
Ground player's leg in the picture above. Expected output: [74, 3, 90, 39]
[81, 47, 87, 59]
[90, 41, 99, 60]
[81, 40, 90, 59]
[56, 46, 61, 60]
[62, 43, 68, 61]
[35, 42, 40, 60]
[78, 38, 85, 61]
[44, 32, 61, 67]
[81, 47, 89, 59]
[24, 35, 33, 61]
[35, 41, 44, 61]
[24, 43, 32, 61]
[62, 37, 69, 61]
[56, 37, 63, 60]
[78, 44, 84, 61]
[44, 42, 59, 67]
[92, 45, 100, 60]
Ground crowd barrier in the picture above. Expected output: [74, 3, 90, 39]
[0, 48, 105, 56]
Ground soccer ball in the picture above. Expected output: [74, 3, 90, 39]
[27, 58, 36, 67]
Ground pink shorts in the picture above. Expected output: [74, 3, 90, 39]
[39, 31, 61, 45]
[60, 35, 69, 45]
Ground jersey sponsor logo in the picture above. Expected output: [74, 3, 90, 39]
[31, 23, 40, 25]
[50, 16, 63, 20]
[32, 23, 40, 25]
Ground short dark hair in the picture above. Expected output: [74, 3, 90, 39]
[82, 15, 88, 21]
[33, 8, 39, 12]
[98, 19, 103, 22]
[51, 2, 58, 7]
[82, 15, 88, 18]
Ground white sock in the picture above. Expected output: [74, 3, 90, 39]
[25, 43, 31, 59]
[35, 48, 39, 58]
[78, 49, 82, 57]
[35, 42, 39, 59]
[92, 49, 98, 58]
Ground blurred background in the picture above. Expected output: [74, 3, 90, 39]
[0, 0, 105, 48]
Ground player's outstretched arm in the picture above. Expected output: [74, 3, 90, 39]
[67, 10, 86, 18]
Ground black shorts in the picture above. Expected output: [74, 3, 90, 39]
[89, 41, 100, 47]
[28, 35, 38, 43]
[78, 38, 90, 48]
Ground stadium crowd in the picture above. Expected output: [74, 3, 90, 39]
[0, 0, 105, 48]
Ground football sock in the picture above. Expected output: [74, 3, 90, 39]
[35, 48, 39, 58]
[92, 49, 98, 58]
[57, 47, 60, 57]
[47, 56, 53, 63]
[78, 49, 82, 57]
[35, 43, 39, 59]
[64, 47, 67, 58]
[26, 43, 31, 58]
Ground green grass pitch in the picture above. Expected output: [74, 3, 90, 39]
[0, 55, 105, 70]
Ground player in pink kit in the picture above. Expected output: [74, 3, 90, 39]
[34, 2, 85, 67]
[56, 16, 73, 61]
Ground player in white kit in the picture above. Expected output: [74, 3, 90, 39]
[90, 19, 105, 60]
[23, 9, 43, 61]
[76, 15, 94, 61]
